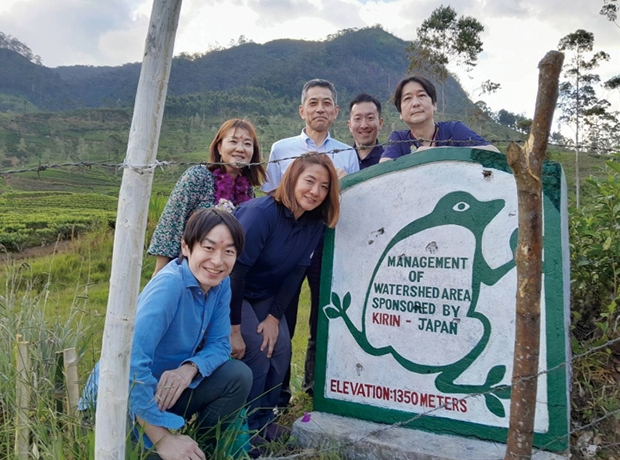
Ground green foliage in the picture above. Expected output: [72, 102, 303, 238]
[557, 29, 617, 153]
[0, 26, 481, 119]
[0, 93, 38, 113]
[0, 31, 41, 65]
[406, 5, 484, 112]
[0, 192, 117, 251]
[494, 109, 532, 135]
[600, 0, 619, 25]
[570, 170, 620, 342]
[0, 262, 94, 459]
[0, 253, 266, 459]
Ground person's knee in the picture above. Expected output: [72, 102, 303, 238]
[275, 335, 292, 358]
[225, 360, 253, 397]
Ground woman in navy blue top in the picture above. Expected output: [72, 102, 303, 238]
[381, 76, 497, 161]
[230, 153, 340, 437]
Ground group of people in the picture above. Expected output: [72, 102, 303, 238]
[82, 76, 495, 460]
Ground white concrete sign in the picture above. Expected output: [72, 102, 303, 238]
[315, 148, 570, 451]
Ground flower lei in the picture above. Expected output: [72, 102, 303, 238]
[213, 169, 251, 212]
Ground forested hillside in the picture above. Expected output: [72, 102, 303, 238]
[0, 25, 527, 179]
[0, 26, 477, 115]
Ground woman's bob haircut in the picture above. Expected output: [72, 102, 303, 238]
[272, 153, 340, 228]
[180, 208, 245, 259]
[208, 118, 266, 187]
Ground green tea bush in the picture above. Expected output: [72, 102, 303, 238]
[569, 166, 620, 454]
[0, 192, 117, 251]
[570, 171, 620, 343]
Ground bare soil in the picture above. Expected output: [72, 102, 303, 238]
[1, 240, 75, 264]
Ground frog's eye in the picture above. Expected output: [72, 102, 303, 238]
[453, 202, 470, 212]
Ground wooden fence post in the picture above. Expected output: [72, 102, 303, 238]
[14, 334, 30, 460]
[94, 1, 182, 459]
[63, 348, 80, 418]
[504, 50, 564, 459]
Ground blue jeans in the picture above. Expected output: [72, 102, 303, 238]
[131, 359, 251, 459]
[240, 297, 291, 430]
[170, 359, 252, 437]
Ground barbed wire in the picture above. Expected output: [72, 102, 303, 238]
[273, 335, 620, 459]
[0, 138, 618, 176]
[3, 134, 620, 457]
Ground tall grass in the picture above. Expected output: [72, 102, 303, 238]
[0, 261, 95, 459]
[0, 189, 340, 458]
[0, 258, 257, 459]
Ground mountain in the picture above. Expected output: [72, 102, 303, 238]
[0, 48, 72, 111]
[0, 26, 478, 116]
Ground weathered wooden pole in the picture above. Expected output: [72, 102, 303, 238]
[63, 348, 80, 418]
[94, 1, 182, 459]
[504, 50, 564, 459]
[14, 335, 30, 460]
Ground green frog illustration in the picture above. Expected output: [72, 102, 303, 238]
[325, 191, 518, 417]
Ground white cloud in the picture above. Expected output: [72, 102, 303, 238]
[0, 0, 146, 66]
[98, 14, 149, 65]
[0, 0, 618, 118]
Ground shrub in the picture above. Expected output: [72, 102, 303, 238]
[570, 171, 620, 343]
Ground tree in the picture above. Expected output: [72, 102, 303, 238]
[550, 131, 570, 145]
[600, 0, 619, 28]
[474, 100, 493, 117]
[504, 49, 564, 460]
[605, 75, 620, 91]
[0, 31, 42, 65]
[497, 109, 517, 129]
[76, 137, 89, 160]
[557, 29, 611, 208]
[16, 137, 28, 158]
[406, 5, 484, 112]
[479, 79, 501, 95]
[600, 0, 620, 133]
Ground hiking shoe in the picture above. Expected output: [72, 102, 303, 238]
[261, 423, 291, 443]
[248, 434, 268, 459]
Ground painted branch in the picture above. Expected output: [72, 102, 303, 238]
[63, 348, 80, 419]
[504, 50, 564, 460]
[14, 335, 30, 460]
[94, 1, 182, 459]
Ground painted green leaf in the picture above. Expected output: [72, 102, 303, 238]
[484, 393, 506, 418]
[343, 292, 351, 312]
[324, 306, 342, 319]
[331, 292, 341, 311]
[485, 365, 506, 387]
[510, 228, 518, 252]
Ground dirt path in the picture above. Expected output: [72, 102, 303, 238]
[1, 240, 76, 264]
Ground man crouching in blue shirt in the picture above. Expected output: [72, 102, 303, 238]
[81, 208, 252, 460]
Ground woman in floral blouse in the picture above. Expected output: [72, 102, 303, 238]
[148, 119, 266, 275]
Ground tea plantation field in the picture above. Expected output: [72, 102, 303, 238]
[0, 191, 118, 251]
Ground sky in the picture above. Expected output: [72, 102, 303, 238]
[0, 0, 619, 129]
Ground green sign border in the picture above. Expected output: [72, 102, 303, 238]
[314, 147, 570, 451]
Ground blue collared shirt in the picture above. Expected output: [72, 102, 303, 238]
[79, 259, 232, 442]
[262, 129, 359, 192]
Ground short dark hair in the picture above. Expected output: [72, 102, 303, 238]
[301, 79, 337, 105]
[349, 93, 382, 117]
[181, 208, 245, 258]
[393, 76, 437, 113]
[272, 153, 340, 228]
[208, 118, 266, 187]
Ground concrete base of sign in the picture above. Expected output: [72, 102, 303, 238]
[291, 412, 568, 460]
